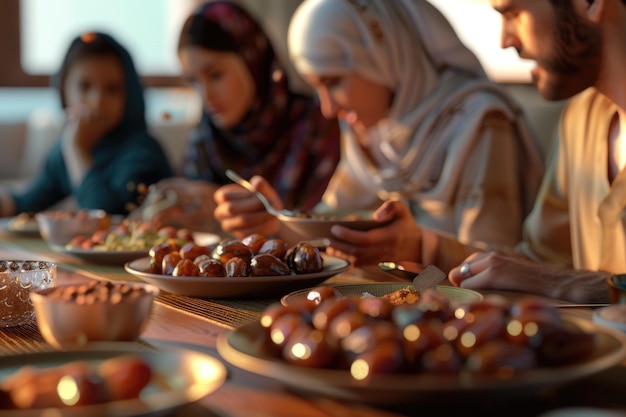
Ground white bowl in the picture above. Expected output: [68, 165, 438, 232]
[36, 209, 109, 246]
[278, 210, 391, 242]
[31, 281, 158, 349]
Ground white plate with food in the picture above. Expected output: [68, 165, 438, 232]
[280, 282, 483, 306]
[124, 254, 351, 298]
[49, 233, 220, 266]
[1, 214, 40, 237]
[0, 343, 226, 417]
[51, 245, 149, 266]
[216, 312, 626, 405]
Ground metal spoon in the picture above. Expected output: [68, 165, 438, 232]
[378, 262, 447, 292]
[225, 169, 297, 217]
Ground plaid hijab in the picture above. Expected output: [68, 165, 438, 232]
[179, 1, 340, 210]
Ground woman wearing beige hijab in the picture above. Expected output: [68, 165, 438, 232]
[214, 0, 544, 270]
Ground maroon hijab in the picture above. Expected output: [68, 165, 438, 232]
[179, 1, 340, 210]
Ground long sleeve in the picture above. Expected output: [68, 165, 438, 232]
[12, 133, 172, 216]
[75, 133, 173, 214]
[447, 110, 530, 247]
[12, 143, 71, 213]
[516, 145, 573, 267]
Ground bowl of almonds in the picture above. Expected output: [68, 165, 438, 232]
[30, 280, 158, 349]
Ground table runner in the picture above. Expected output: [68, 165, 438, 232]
[0, 320, 156, 356]
[0, 321, 51, 355]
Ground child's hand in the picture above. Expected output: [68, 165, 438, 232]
[64, 104, 111, 154]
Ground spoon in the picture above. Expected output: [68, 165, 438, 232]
[225, 170, 297, 217]
[378, 262, 447, 293]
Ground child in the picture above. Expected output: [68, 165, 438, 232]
[0, 32, 172, 216]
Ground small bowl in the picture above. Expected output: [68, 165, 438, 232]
[607, 274, 626, 304]
[0, 260, 57, 327]
[278, 210, 391, 242]
[36, 209, 110, 247]
[31, 280, 158, 349]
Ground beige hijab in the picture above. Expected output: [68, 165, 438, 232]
[288, 0, 543, 214]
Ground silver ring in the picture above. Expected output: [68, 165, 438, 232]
[460, 262, 472, 279]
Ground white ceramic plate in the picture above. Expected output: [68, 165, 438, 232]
[49, 233, 220, 266]
[277, 210, 391, 241]
[217, 313, 626, 405]
[280, 282, 483, 306]
[0, 343, 226, 417]
[1, 216, 40, 237]
[51, 245, 149, 266]
[124, 254, 351, 298]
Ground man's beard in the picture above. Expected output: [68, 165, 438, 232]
[535, 3, 602, 101]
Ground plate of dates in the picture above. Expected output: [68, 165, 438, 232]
[124, 253, 350, 298]
[216, 293, 626, 404]
[0, 342, 226, 416]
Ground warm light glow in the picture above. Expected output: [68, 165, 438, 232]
[190, 358, 223, 384]
[270, 329, 286, 345]
[260, 314, 273, 328]
[507, 320, 523, 337]
[350, 358, 370, 381]
[403, 324, 420, 342]
[524, 322, 539, 337]
[57, 375, 80, 406]
[460, 332, 477, 348]
[290, 342, 311, 360]
[427, 0, 534, 82]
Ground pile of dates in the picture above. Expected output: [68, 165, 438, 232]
[148, 233, 323, 277]
[0, 355, 152, 409]
[258, 288, 596, 380]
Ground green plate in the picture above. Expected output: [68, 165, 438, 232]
[281, 282, 483, 306]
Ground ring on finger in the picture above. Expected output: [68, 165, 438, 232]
[460, 261, 472, 279]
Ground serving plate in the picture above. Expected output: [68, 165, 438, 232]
[0, 343, 226, 417]
[49, 233, 221, 266]
[0, 216, 40, 237]
[51, 245, 149, 266]
[124, 254, 351, 298]
[277, 210, 391, 241]
[280, 282, 483, 306]
[216, 313, 626, 405]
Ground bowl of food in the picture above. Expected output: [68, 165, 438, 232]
[36, 209, 110, 247]
[277, 210, 391, 242]
[30, 280, 158, 349]
[0, 260, 57, 327]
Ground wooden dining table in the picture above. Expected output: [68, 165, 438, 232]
[0, 230, 625, 417]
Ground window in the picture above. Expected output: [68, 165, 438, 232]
[428, 0, 533, 82]
[0, 0, 532, 87]
[0, 0, 198, 86]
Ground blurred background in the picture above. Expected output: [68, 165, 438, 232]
[0, 0, 560, 186]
